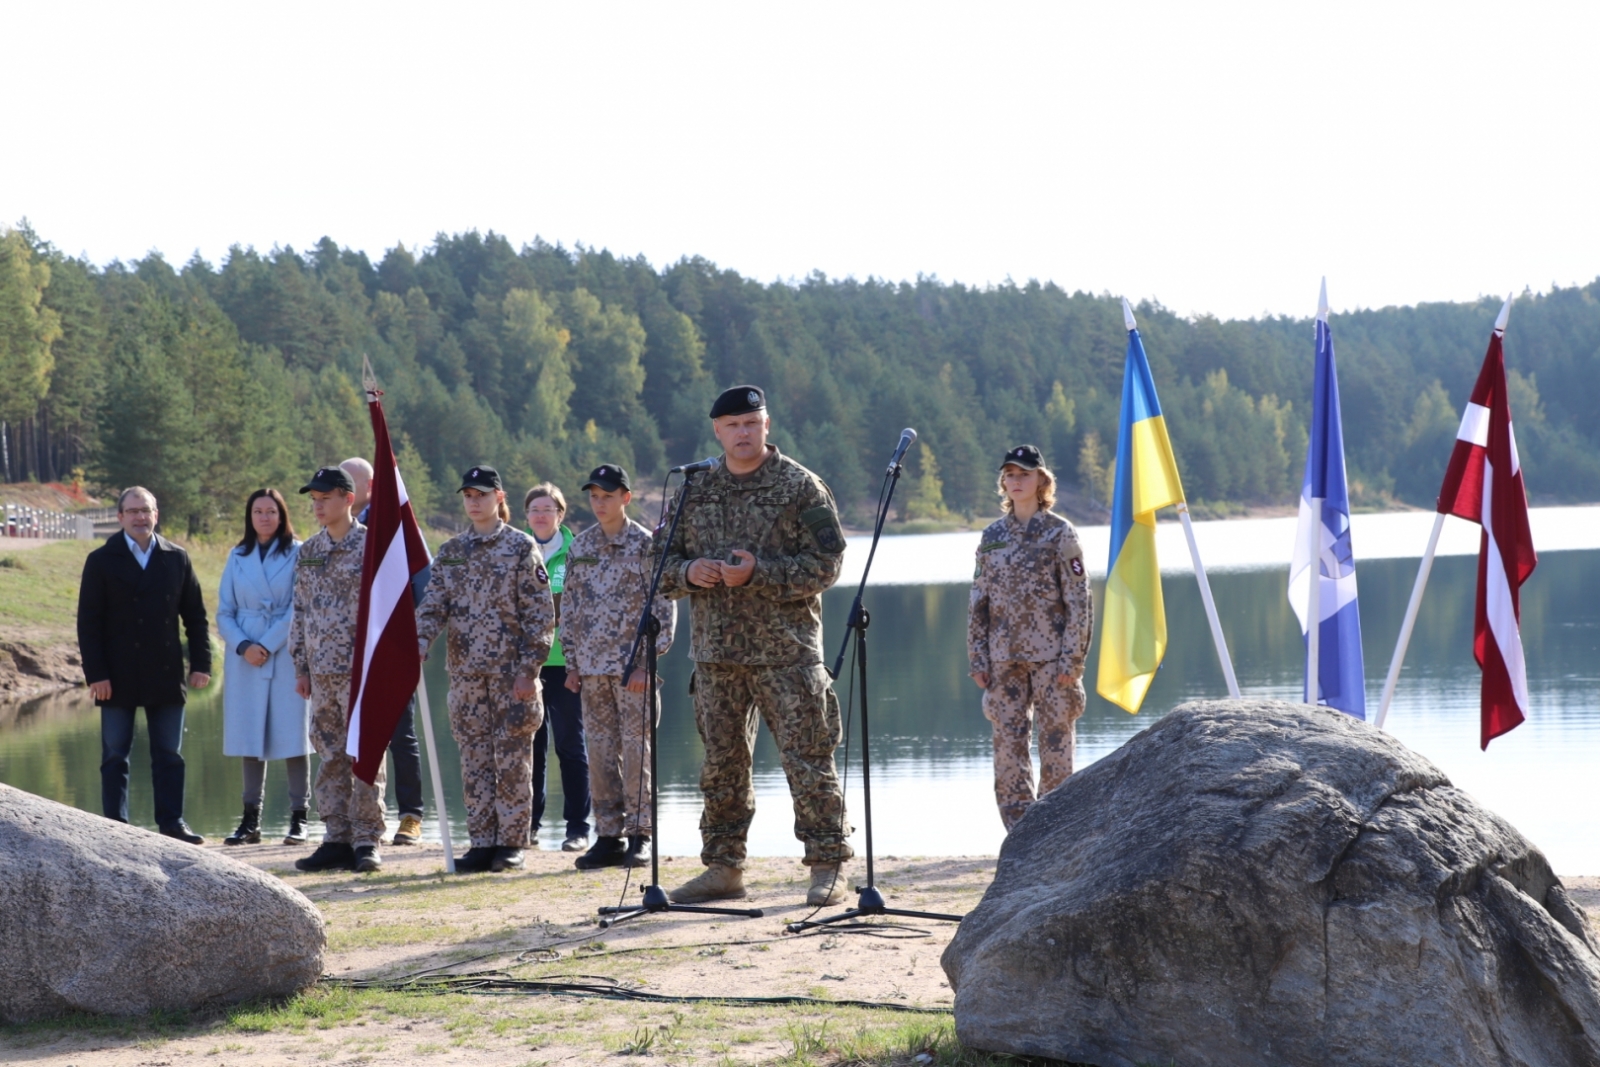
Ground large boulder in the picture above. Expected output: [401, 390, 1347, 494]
[0, 783, 325, 1022]
[942, 700, 1600, 1067]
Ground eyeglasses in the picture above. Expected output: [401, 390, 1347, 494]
[121, 508, 155, 516]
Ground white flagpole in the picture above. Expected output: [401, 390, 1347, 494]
[1305, 499, 1321, 705]
[413, 677, 456, 873]
[1177, 503, 1241, 698]
[1376, 512, 1445, 731]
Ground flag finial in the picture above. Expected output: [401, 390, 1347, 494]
[1494, 295, 1511, 335]
[361, 353, 380, 399]
[1317, 277, 1330, 324]
[1121, 297, 1137, 332]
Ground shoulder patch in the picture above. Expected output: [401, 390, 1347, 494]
[800, 504, 845, 554]
[535, 564, 550, 585]
[978, 540, 1007, 554]
[1069, 557, 1085, 577]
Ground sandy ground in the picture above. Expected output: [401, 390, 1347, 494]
[2, 844, 992, 1067]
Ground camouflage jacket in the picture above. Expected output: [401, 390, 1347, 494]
[288, 523, 367, 677]
[562, 518, 676, 678]
[415, 522, 555, 677]
[967, 510, 1093, 678]
[660, 446, 845, 666]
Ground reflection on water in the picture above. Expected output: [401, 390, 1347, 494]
[4, 542, 1599, 871]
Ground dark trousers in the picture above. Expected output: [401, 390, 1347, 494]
[533, 665, 591, 838]
[387, 697, 424, 818]
[101, 704, 187, 829]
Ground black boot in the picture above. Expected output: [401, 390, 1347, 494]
[295, 842, 355, 872]
[573, 835, 628, 870]
[224, 805, 262, 845]
[283, 809, 309, 846]
[623, 835, 652, 868]
[490, 846, 525, 872]
[455, 846, 497, 873]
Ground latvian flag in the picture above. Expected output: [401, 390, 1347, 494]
[347, 386, 433, 783]
[1435, 298, 1538, 749]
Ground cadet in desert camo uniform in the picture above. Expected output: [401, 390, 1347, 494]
[967, 444, 1093, 830]
[416, 465, 556, 873]
[560, 463, 677, 871]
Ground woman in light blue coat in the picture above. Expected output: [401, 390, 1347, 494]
[217, 488, 312, 846]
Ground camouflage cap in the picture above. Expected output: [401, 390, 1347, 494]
[581, 464, 630, 493]
[999, 445, 1045, 472]
[710, 384, 766, 419]
[300, 466, 355, 494]
[456, 465, 502, 492]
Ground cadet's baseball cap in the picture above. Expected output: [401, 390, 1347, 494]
[456, 465, 503, 493]
[709, 384, 766, 419]
[581, 464, 630, 493]
[999, 445, 1045, 472]
[300, 466, 355, 494]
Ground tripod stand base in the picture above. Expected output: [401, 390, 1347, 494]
[784, 886, 965, 933]
[597, 885, 764, 929]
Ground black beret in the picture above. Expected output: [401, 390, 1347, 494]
[581, 464, 631, 493]
[710, 384, 767, 419]
[999, 445, 1045, 471]
[456, 465, 503, 492]
[299, 466, 355, 494]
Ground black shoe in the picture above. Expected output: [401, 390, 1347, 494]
[455, 846, 497, 873]
[353, 845, 383, 873]
[623, 835, 652, 868]
[284, 809, 309, 846]
[295, 842, 356, 872]
[490, 846, 525, 872]
[160, 821, 205, 845]
[574, 835, 628, 870]
[224, 805, 262, 846]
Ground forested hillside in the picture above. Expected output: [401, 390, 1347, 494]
[3, 223, 1599, 533]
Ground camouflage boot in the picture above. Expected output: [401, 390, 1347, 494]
[806, 863, 846, 906]
[668, 863, 746, 903]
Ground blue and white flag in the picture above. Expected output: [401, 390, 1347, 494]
[1288, 280, 1367, 718]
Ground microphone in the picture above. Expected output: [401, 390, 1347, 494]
[671, 457, 718, 475]
[887, 428, 918, 473]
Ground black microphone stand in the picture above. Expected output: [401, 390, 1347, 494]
[785, 438, 965, 933]
[598, 468, 764, 929]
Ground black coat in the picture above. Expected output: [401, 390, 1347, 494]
[76, 532, 213, 707]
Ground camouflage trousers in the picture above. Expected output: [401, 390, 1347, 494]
[982, 661, 1085, 831]
[447, 671, 542, 848]
[309, 673, 387, 847]
[692, 662, 853, 869]
[583, 675, 656, 838]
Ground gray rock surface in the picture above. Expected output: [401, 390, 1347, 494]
[0, 782, 324, 1022]
[942, 700, 1600, 1067]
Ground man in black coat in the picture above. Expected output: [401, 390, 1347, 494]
[76, 486, 213, 843]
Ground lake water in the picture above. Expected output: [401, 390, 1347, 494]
[3, 508, 1599, 871]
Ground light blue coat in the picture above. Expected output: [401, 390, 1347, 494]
[218, 540, 312, 761]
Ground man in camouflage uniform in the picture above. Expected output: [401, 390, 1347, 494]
[660, 385, 853, 907]
[968, 444, 1093, 831]
[289, 466, 387, 873]
[416, 465, 555, 873]
[561, 463, 676, 871]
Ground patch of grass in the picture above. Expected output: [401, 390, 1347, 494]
[0, 540, 93, 635]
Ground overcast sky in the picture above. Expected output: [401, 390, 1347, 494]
[5, 2, 1597, 320]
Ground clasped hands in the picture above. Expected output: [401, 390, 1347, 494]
[566, 668, 649, 694]
[687, 549, 756, 589]
[971, 670, 1076, 690]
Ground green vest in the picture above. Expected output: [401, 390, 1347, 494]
[530, 525, 574, 667]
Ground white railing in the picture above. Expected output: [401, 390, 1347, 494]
[1, 504, 94, 540]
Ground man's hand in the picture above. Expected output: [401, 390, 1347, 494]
[687, 558, 724, 587]
[295, 674, 312, 699]
[624, 668, 648, 694]
[88, 679, 112, 701]
[721, 549, 756, 588]
[1057, 672, 1074, 687]
[971, 672, 989, 690]
[243, 644, 269, 667]
[512, 672, 538, 702]
[188, 672, 210, 689]
[564, 670, 582, 692]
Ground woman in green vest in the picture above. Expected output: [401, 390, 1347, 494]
[524, 483, 591, 851]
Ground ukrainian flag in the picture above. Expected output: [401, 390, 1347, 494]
[1096, 299, 1186, 713]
